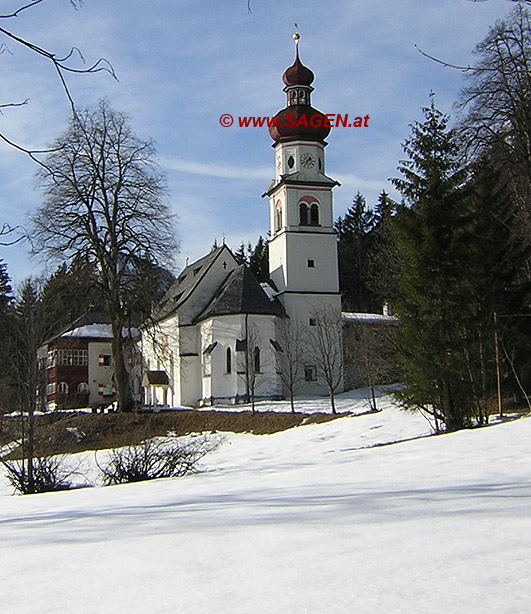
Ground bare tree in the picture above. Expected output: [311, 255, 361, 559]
[276, 318, 305, 412]
[238, 318, 266, 413]
[30, 100, 178, 412]
[309, 305, 343, 414]
[1, 0, 115, 160]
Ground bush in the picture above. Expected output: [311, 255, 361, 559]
[97, 434, 221, 485]
[2, 456, 76, 494]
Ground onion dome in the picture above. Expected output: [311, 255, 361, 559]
[268, 106, 331, 142]
[282, 47, 314, 87]
[269, 34, 330, 143]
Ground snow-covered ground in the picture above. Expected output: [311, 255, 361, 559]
[0, 390, 530, 613]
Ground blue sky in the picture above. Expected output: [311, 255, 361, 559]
[0, 0, 519, 287]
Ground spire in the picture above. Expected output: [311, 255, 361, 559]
[282, 32, 314, 88]
[268, 34, 330, 143]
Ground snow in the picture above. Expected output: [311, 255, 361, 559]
[342, 311, 397, 324]
[0, 390, 530, 613]
[61, 323, 113, 339]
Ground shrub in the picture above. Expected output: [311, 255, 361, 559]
[97, 434, 221, 485]
[2, 456, 76, 494]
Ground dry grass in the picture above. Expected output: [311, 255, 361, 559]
[2, 409, 345, 458]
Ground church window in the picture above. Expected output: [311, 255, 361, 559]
[299, 198, 320, 226]
[304, 365, 317, 382]
[226, 347, 232, 374]
[275, 201, 283, 232]
[310, 203, 319, 225]
[299, 89, 306, 104]
[254, 346, 261, 373]
[287, 155, 295, 169]
[319, 158, 322, 170]
[193, 267, 201, 277]
[299, 203, 309, 226]
[307, 259, 315, 268]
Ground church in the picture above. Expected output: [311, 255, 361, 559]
[141, 37, 345, 407]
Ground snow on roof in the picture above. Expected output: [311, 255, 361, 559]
[61, 324, 113, 339]
[260, 282, 278, 301]
[342, 312, 397, 324]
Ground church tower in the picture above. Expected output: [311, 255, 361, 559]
[264, 35, 342, 335]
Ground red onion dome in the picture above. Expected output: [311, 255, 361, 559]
[282, 49, 314, 87]
[268, 105, 331, 142]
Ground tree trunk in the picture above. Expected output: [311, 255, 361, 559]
[110, 314, 135, 412]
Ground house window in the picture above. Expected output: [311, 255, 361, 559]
[307, 259, 315, 268]
[99, 354, 112, 367]
[58, 381, 69, 394]
[309, 318, 317, 327]
[78, 382, 89, 394]
[47, 383, 56, 395]
[254, 347, 261, 373]
[226, 347, 232, 374]
[58, 349, 73, 366]
[47, 350, 56, 368]
[304, 365, 317, 382]
[73, 349, 88, 366]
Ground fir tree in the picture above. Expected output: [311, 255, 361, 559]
[335, 192, 379, 311]
[248, 236, 269, 283]
[389, 95, 475, 431]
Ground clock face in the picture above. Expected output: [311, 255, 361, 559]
[300, 153, 315, 169]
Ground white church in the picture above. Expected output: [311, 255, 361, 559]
[141, 37, 345, 407]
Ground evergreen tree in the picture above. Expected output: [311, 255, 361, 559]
[389, 96, 475, 431]
[234, 242, 247, 265]
[335, 192, 379, 311]
[248, 235, 269, 283]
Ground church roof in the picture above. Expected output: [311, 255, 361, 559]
[196, 265, 286, 323]
[154, 245, 232, 321]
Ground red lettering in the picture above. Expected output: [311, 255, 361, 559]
[310, 115, 322, 127]
[284, 113, 296, 127]
[296, 115, 308, 127]
[324, 114, 335, 127]
[238, 117, 253, 127]
[364, 114, 370, 127]
[352, 116, 363, 127]
[335, 114, 348, 127]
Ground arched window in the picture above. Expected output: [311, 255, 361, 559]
[254, 347, 261, 373]
[275, 201, 282, 232]
[299, 198, 320, 226]
[299, 203, 309, 226]
[58, 381, 69, 394]
[78, 382, 89, 394]
[310, 203, 319, 225]
[226, 347, 232, 374]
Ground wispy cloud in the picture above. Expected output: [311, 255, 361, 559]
[160, 156, 271, 180]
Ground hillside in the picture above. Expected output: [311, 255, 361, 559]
[0, 391, 529, 613]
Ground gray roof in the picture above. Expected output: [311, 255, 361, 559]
[196, 265, 286, 323]
[154, 245, 232, 321]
